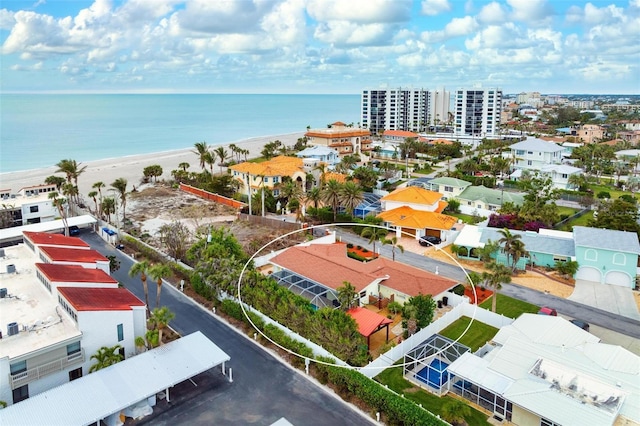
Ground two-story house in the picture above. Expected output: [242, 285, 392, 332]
[377, 186, 458, 242]
[506, 138, 565, 172]
[423, 177, 471, 201]
[305, 122, 372, 158]
[230, 155, 307, 198]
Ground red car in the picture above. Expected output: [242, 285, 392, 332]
[537, 307, 558, 316]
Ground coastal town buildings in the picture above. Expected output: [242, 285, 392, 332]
[360, 88, 450, 135]
[229, 155, 307, 198]
[304, 121, 372, 158]
[0, 232, 146, 406]
[0, 184, 60, 229]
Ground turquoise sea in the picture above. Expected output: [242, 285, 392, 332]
[0, 94, 360, 173]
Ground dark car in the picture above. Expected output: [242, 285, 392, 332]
[419, 235, 441, 246]
[68, 226, 80, 236]
[570, 319, 590, 332]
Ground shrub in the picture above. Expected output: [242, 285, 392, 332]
[347, 243, 354, 248]
[452, 284, 465, 296]
[597, 191, 611, 199]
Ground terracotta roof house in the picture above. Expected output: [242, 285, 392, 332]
[305, 122, 372, 157]
[378, 187, 458, 242]
[230, 155, 307, 198]
[269, 243, 458, 309]
[382, 130, 418, 143]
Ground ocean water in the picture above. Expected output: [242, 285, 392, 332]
[0, 94, 360, 173]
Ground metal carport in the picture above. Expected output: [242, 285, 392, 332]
[0, 331, 231, 426]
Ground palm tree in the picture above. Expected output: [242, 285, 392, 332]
[440, 398, 471, 425]
[314, 162, 328, 187]
[48, 192, 69, 236]
[383, 236, 404, 261]
[56, 159, 87, 187]
[361, 226, 388, 254]
[193, 141, 210, 171]
[62, 182, 79, 208]
[110, 178, 128, 222]
[483, 261, 512, 312]
[88, 191, 99, 215]
[213, 146, 229, 172]
[178, 162, 190, 171]
[336, 281, 357, 311]
[509, 239, 529, 272]
[339, 181, 364, 217]
[129, 261, 151, 316]
[149, 306, 175, 346]
[307, 187, 322, 210]
[322, 179, 342, 221]
[45, 175, 66, 191]
[101, 197, 115, 222]
[92, 181, 105, 217]
[89, 344, 123, 373]
[149, 263, 172, 308]
[203, 151, 215, 176]
[497, 228, 522, 270]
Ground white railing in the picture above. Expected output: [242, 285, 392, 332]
[10, 349, 84, 389]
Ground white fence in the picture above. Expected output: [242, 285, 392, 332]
[361, 298, 514, 378]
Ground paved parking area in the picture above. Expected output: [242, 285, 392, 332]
[569, 280, 640, 320]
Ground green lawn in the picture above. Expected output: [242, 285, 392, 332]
[479, 293, 539, 319]
[375, 363, 490, 426]
[556, 206, 579, 217]
[559, 210, 594, 231]
[588, 183, 639, 201]
[449, 212, 485, 224]
[439, 316, 499, 351]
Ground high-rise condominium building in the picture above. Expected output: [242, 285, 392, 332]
[454, 88, 502, 138]
[361, 88, 450, 135]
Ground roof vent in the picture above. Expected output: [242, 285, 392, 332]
[7, 322, 19, 336]
[0, 248, 5, 257]
[7, 264, 16, 274]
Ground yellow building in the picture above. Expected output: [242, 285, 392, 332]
[229, 156, 306, 197]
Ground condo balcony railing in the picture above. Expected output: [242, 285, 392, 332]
[10, 349, 85, 389]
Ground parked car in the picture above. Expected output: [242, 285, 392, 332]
[68, 226, 80, 236]
[419, 235, 441, 246]
[569, 319, 590, 331]
[537, 307, 558, 316]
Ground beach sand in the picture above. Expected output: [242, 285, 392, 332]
[0, 132, 305, 197]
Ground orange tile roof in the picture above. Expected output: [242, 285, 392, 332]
[230, 155, 304, 177]
[377, 206, 458, 230]
[24, 231, 90, 248]
[36, 263, 117, 284]
[383, 130, 418, 138]
[58, 287, 145, 311]
[435, 200, 448, 213]
[347, 307, 392, 337]
[270, 244, 457, 298]
[39, 246, 108, 262]
[323, 172, 348, 183]
[381, 186, 442, 205]
[305, 128, 371, 138]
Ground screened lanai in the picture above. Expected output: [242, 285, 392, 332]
[404, 334, 470, 396]
[352, 193, 382, 219]
[271, 269, 339, 309]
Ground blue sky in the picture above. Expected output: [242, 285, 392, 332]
[1, 0, 639, 94]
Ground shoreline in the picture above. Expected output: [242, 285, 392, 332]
[0, 131, 305, 197]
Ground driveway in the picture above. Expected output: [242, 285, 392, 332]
[569, 280, 640, 321]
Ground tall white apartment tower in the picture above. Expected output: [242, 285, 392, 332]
[361, 87, 450, 135]
[454, 88, 502, 137]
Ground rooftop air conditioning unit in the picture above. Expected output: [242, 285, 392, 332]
[6, 264, 16, 274]
[7, 322, 19, 336]
[0, 248, 5, 257]
[0, 288, 7, 298]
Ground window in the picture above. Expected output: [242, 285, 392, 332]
[69, 367, 83, 381]
[117, 323, 124, 342]
[528, 151, 533, 154]
[561, 174, 568, 179]
[30, 205, 39, 213]
[613, 253, 626, 265]
[444, 186, 453, 192]
[10, 360, 27, 375]
[584, 249, 598, 261]
[527, 160, 532, 166]
[12, 384, 29, 403]
[67, 341, 81, 356]
[273, 177, 280, 184]
[359, 291, 367, 298]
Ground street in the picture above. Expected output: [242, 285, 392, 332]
[81, 232, 374, 426]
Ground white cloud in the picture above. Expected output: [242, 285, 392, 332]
[506, 0, 554, 25]
[477, 1, 506, 24]
[444, 16, 478, 37]
[314, 21, 391, 46]
[307, 0, 411, 23]
[421, 0, 451, 16]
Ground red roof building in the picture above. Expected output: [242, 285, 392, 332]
[39, 246, 110, 274]
[36, 263, 117, 284]
[23, 231, 90, 249]
[347, 307, 393, 348]
[58, 287, 145, 312]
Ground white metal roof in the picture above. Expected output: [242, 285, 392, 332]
[452, 224, 483, 248]
[492, 314, 600, 348]
[447, 351, 513, 394]
[0, 331, 230, 426]
[0, 215, 97, 242]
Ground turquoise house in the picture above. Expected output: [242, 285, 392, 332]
[454, 225, 639, 288]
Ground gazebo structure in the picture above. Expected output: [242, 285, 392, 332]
[404, 334, 470, 395]
[347, 307, 393, 349]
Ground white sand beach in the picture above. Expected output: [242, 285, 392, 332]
[0, 132, 305, 198]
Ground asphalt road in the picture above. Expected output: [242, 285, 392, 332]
[337, 229, 640, 339]
[81, 232, 374, 426]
